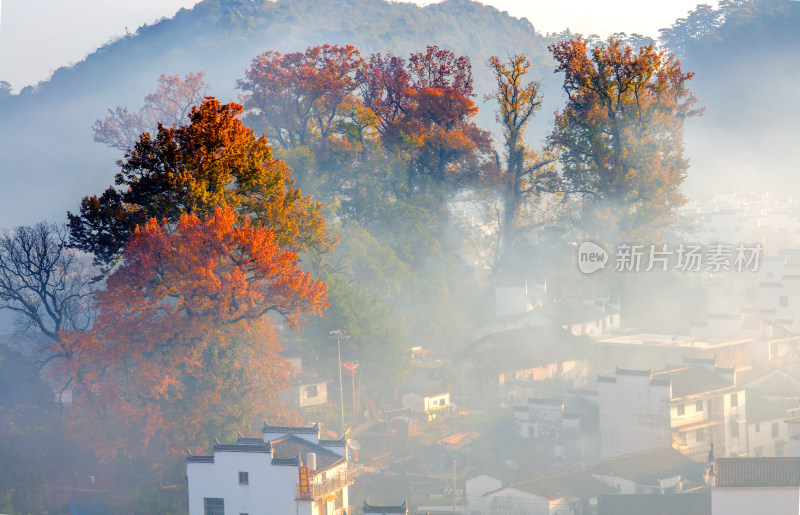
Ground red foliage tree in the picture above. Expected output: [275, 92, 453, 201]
[59, 207, 327, 474]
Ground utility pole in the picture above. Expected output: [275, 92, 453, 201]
[330, 330, 348, 431]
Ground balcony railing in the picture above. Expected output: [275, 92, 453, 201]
[297, 464, 361, 501]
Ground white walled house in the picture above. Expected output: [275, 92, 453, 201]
[187, 422, 357, 515]
[289, 376, 328, 409]
[598, 362, 747, 461]
[402, 386, 450, 421]
[597, 369, 672, 459]
[712, 457, 800, 514]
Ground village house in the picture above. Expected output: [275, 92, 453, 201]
[596, 491, 711, 515]
[512, 394, 600, 470]
[186, 422, 357, 515]
[711, 457, 800, 514]
[401, 385, 450, 421]
[535, 298, 620, 339]
[482, 469, 615, 515]
[456, 325, 592, 405]
[589, 447, 706, 494]
[598, 361, 747, 460]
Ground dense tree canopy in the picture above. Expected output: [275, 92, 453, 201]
[70, 98, 329, 266]
[549, 37, 701, 240]
[61, 207, 327, 471]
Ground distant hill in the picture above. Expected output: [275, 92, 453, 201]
[0, 0, 559, 227]
[2, 0, 799, 229]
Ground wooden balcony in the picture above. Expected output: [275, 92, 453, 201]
[297, 464, 361, 501]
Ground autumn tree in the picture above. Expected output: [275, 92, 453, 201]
[486, 55, 559, 269]
[374, 46, 493, 195]
[237, 45, 364, 150]
[70, 98, 329, 266]
[93, 71, 209, 151]
[60, 207, 327, 475]
[549, 37, 701, 240]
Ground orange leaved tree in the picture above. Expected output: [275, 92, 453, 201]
[59, 207, 327, 476]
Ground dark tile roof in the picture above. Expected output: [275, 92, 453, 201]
[592, 447, 705, 486]
[464, 325, 590, 373]
[213, 439, 271, 453]
[535, 299, 612, 325]
[363, 499, 408, 513]
[237, 432, 267, 445]
[270, 434, 344, 471]
[185, 451, 214, 463]
[319, 435, 347, 447]
[715, 458, 800, 487]
[597, 492, 711, 515]
[651, 366, 736, 398]
[263, 421, 320, 434]
[510, 469, 615, 500]
[746, 392, 787, 423]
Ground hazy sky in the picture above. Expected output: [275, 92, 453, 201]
[0, 0, 712, 91]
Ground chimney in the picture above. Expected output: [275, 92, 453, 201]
[305, 452, 317, 471]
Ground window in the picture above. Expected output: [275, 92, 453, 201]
[238, 471, 249, 485]
[755, 423, 761, 433]
[780, 296, 789, 308]
[731, 421, 740, 438]
[305, 385, 318, 398]
[696, 400, 704, 412]
[204, 498, 224, 515]
[730, 393, 738, 407]
[696, 428, 705, 442]
[754, 446, 764, 457]
[772, 422, 780, 438]
[677, 404, 685, 416]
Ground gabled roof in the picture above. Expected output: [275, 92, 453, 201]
[409, 384, 449, 398]
[505, 469, 615, 500]
[263, 421, 320, 434]
[213, 439, 271, 453]
[651, 366, 736, 398]
[592, 447, 705, 486]
[270, 434, 344, 471]
[462, 325, 590, 373]
[597, 492, 711, 515]
[715, 457, 800, 487]
[746, 392, 787, 423]
[363, 499, 408, 513]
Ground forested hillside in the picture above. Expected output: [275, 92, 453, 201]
[0, 0, 556, 227]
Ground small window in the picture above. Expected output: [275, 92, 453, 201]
[305, 385, 318, 398]
[696, 428, 705, 442]
[731, 393, 738, 407]
[696, 400, 703, 412]
[754, 446, 764, 457]
[677, 404, 685, 416]
[772, 422, 780, 437]
[731, 421, 740, 438]
[239, 471, 249, 485]
[780, 296, 789, 308]
[204, 498, 224, 515]
[755, 423, 761, 433]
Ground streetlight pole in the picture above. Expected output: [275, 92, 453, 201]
[330, 330, 348, 431]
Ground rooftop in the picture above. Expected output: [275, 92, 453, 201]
[506, 469, 615, 500]
[363, 500, 408, 513]
[597, 333, 752, 350]
[715, 457, 800, 487]
[597, 492, 710, 515]
[592, 447, 705, 486]
[271, 434, 344, 471]
[651, 366, 736, 399]
[262, 421, 320, 434]
[463, 325, 590, 373]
